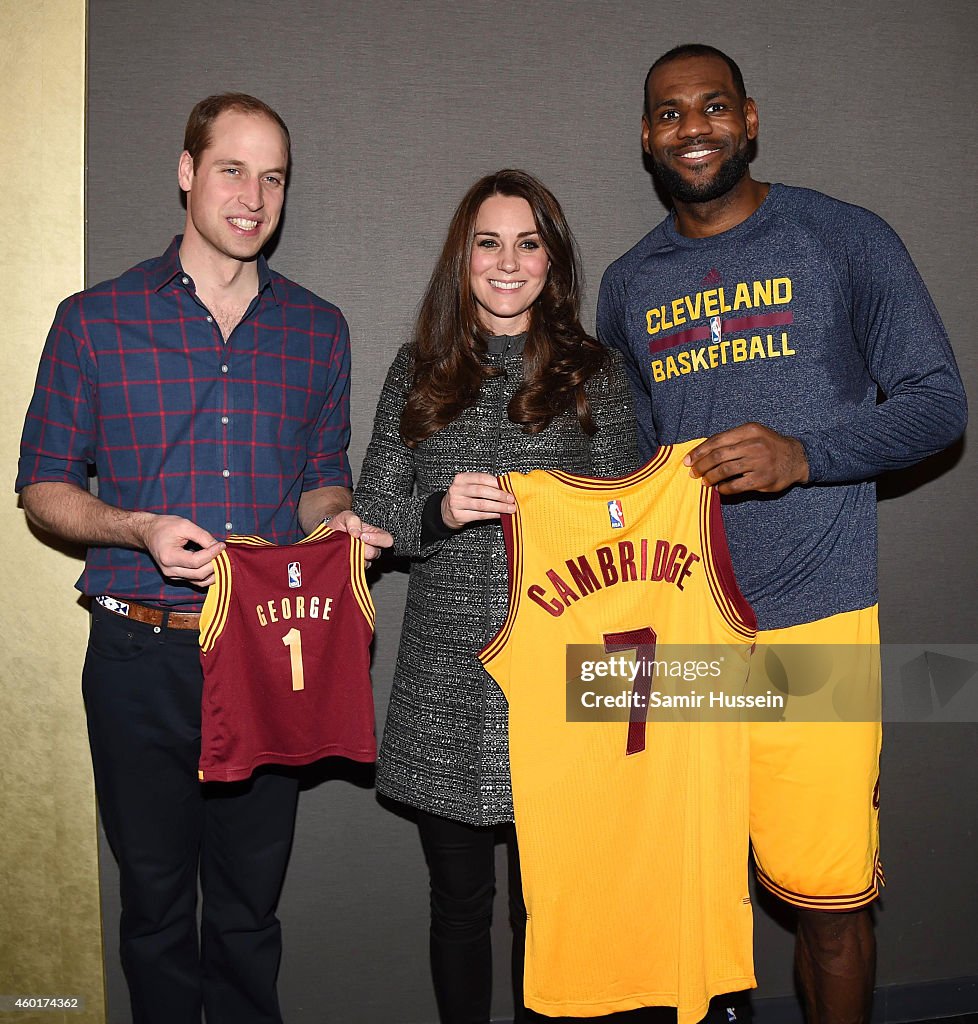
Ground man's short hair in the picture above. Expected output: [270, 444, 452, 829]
[644, 44, 747, 119]
[183, 93, 292, 171]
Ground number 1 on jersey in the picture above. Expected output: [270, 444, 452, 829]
[603, 627, 657, 755]
[281, 627, 305, 691]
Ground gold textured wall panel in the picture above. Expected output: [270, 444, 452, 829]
[1, 2, 105, 1022]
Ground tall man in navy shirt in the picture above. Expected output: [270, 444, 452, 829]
[18, 94, 389, 1023]
[598, 46, 967, 1023]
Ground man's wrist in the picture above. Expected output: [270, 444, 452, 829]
[791, 435, 815, 485]
[123, 509, 158, 550]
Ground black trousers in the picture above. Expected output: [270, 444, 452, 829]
[416, 809, 528, 1024]
[83, 603, 299, 1024]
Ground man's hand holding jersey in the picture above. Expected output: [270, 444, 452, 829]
[685, 423, 810, 495]
[327, 511, 394, 563]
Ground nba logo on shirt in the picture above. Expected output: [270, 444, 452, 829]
[711, 316, 722, 344]
[607, 500, 625, 529]
[287, 561, 302, 588]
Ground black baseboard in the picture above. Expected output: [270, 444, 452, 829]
[753, 976, 978, 1024]
[495, 978, 978, 1023]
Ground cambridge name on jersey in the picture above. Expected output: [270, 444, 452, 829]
[198, 524, 376, 782]
[479, 439, 757, 1024]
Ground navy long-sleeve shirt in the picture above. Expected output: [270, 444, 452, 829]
[598, 184, 967, 629]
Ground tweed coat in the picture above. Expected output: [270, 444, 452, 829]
[355, 335, 639, 824]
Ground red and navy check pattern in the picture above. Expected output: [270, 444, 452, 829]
[17, 237, 352, 609]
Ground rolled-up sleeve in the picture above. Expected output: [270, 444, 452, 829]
[17, 294, 96, 492]
[303, 310, 353, 490]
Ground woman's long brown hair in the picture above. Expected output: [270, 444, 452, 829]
[400, 169, 607, 447]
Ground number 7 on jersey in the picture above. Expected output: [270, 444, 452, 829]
[603, 627, 656, 755]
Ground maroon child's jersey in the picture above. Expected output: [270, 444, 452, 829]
[198, 524, 376, 782]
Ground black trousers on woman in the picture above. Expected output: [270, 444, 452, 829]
[416, 809, 528, 1024]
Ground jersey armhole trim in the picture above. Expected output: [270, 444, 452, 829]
[478, 473, 521, 669]
[348, 536, 376, 631]
[699, 485, 757, 640]
[298, 522, 334, 544]
[199, 550, 232, 652]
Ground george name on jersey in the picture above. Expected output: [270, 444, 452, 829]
[255, 594, 333, 627]
[527, 538, 699, 618]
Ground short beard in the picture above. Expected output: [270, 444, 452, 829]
[652, 144, 751, 204]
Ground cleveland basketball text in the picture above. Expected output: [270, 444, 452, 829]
[645, 276, 792, 335]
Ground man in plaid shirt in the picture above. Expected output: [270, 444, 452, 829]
[17, 93, 389, 1023]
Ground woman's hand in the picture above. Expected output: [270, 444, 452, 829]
[441, 473, 517, 529]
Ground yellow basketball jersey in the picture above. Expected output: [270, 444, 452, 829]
[479, 439, 757, 1023]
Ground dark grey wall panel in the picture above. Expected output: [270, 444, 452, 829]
[87, 1, 977, 1020]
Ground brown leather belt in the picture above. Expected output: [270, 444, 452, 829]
[96, 595, 201, 631]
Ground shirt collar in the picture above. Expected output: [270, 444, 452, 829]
[485, 332, 527, 356]
[150, 235, 279, 304]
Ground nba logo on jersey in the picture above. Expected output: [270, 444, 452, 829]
[287, 561, 302, 588]
[711, 316, 722, 344]
[607, 500, 625, 529]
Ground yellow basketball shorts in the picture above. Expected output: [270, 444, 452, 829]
[748, 605, 883, 911]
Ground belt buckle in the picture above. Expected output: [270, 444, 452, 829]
[96, 595, 131, 616]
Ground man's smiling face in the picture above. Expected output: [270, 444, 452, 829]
[642, 54, 757, 205]
[178, 109, 288, 266]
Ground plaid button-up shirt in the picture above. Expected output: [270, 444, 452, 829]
[17, 237, 352, 609]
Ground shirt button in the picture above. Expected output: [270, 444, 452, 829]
[181, 276, 189, 285]
[222, 469, 230, 478]
[221, 416, 229, 425]
[225, 522, 233, 531]
[206, 315, 213, 323]
[221, 364, 229, 373]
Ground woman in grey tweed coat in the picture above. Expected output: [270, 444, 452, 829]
[347, 170, 638, 1023]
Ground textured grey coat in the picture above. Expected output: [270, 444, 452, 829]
[355, 337, 639, 824]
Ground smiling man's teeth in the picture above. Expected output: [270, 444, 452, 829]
[682, 149, 717, 158]
[490, 280, 524, 290]
[228, 217, 259, 229]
